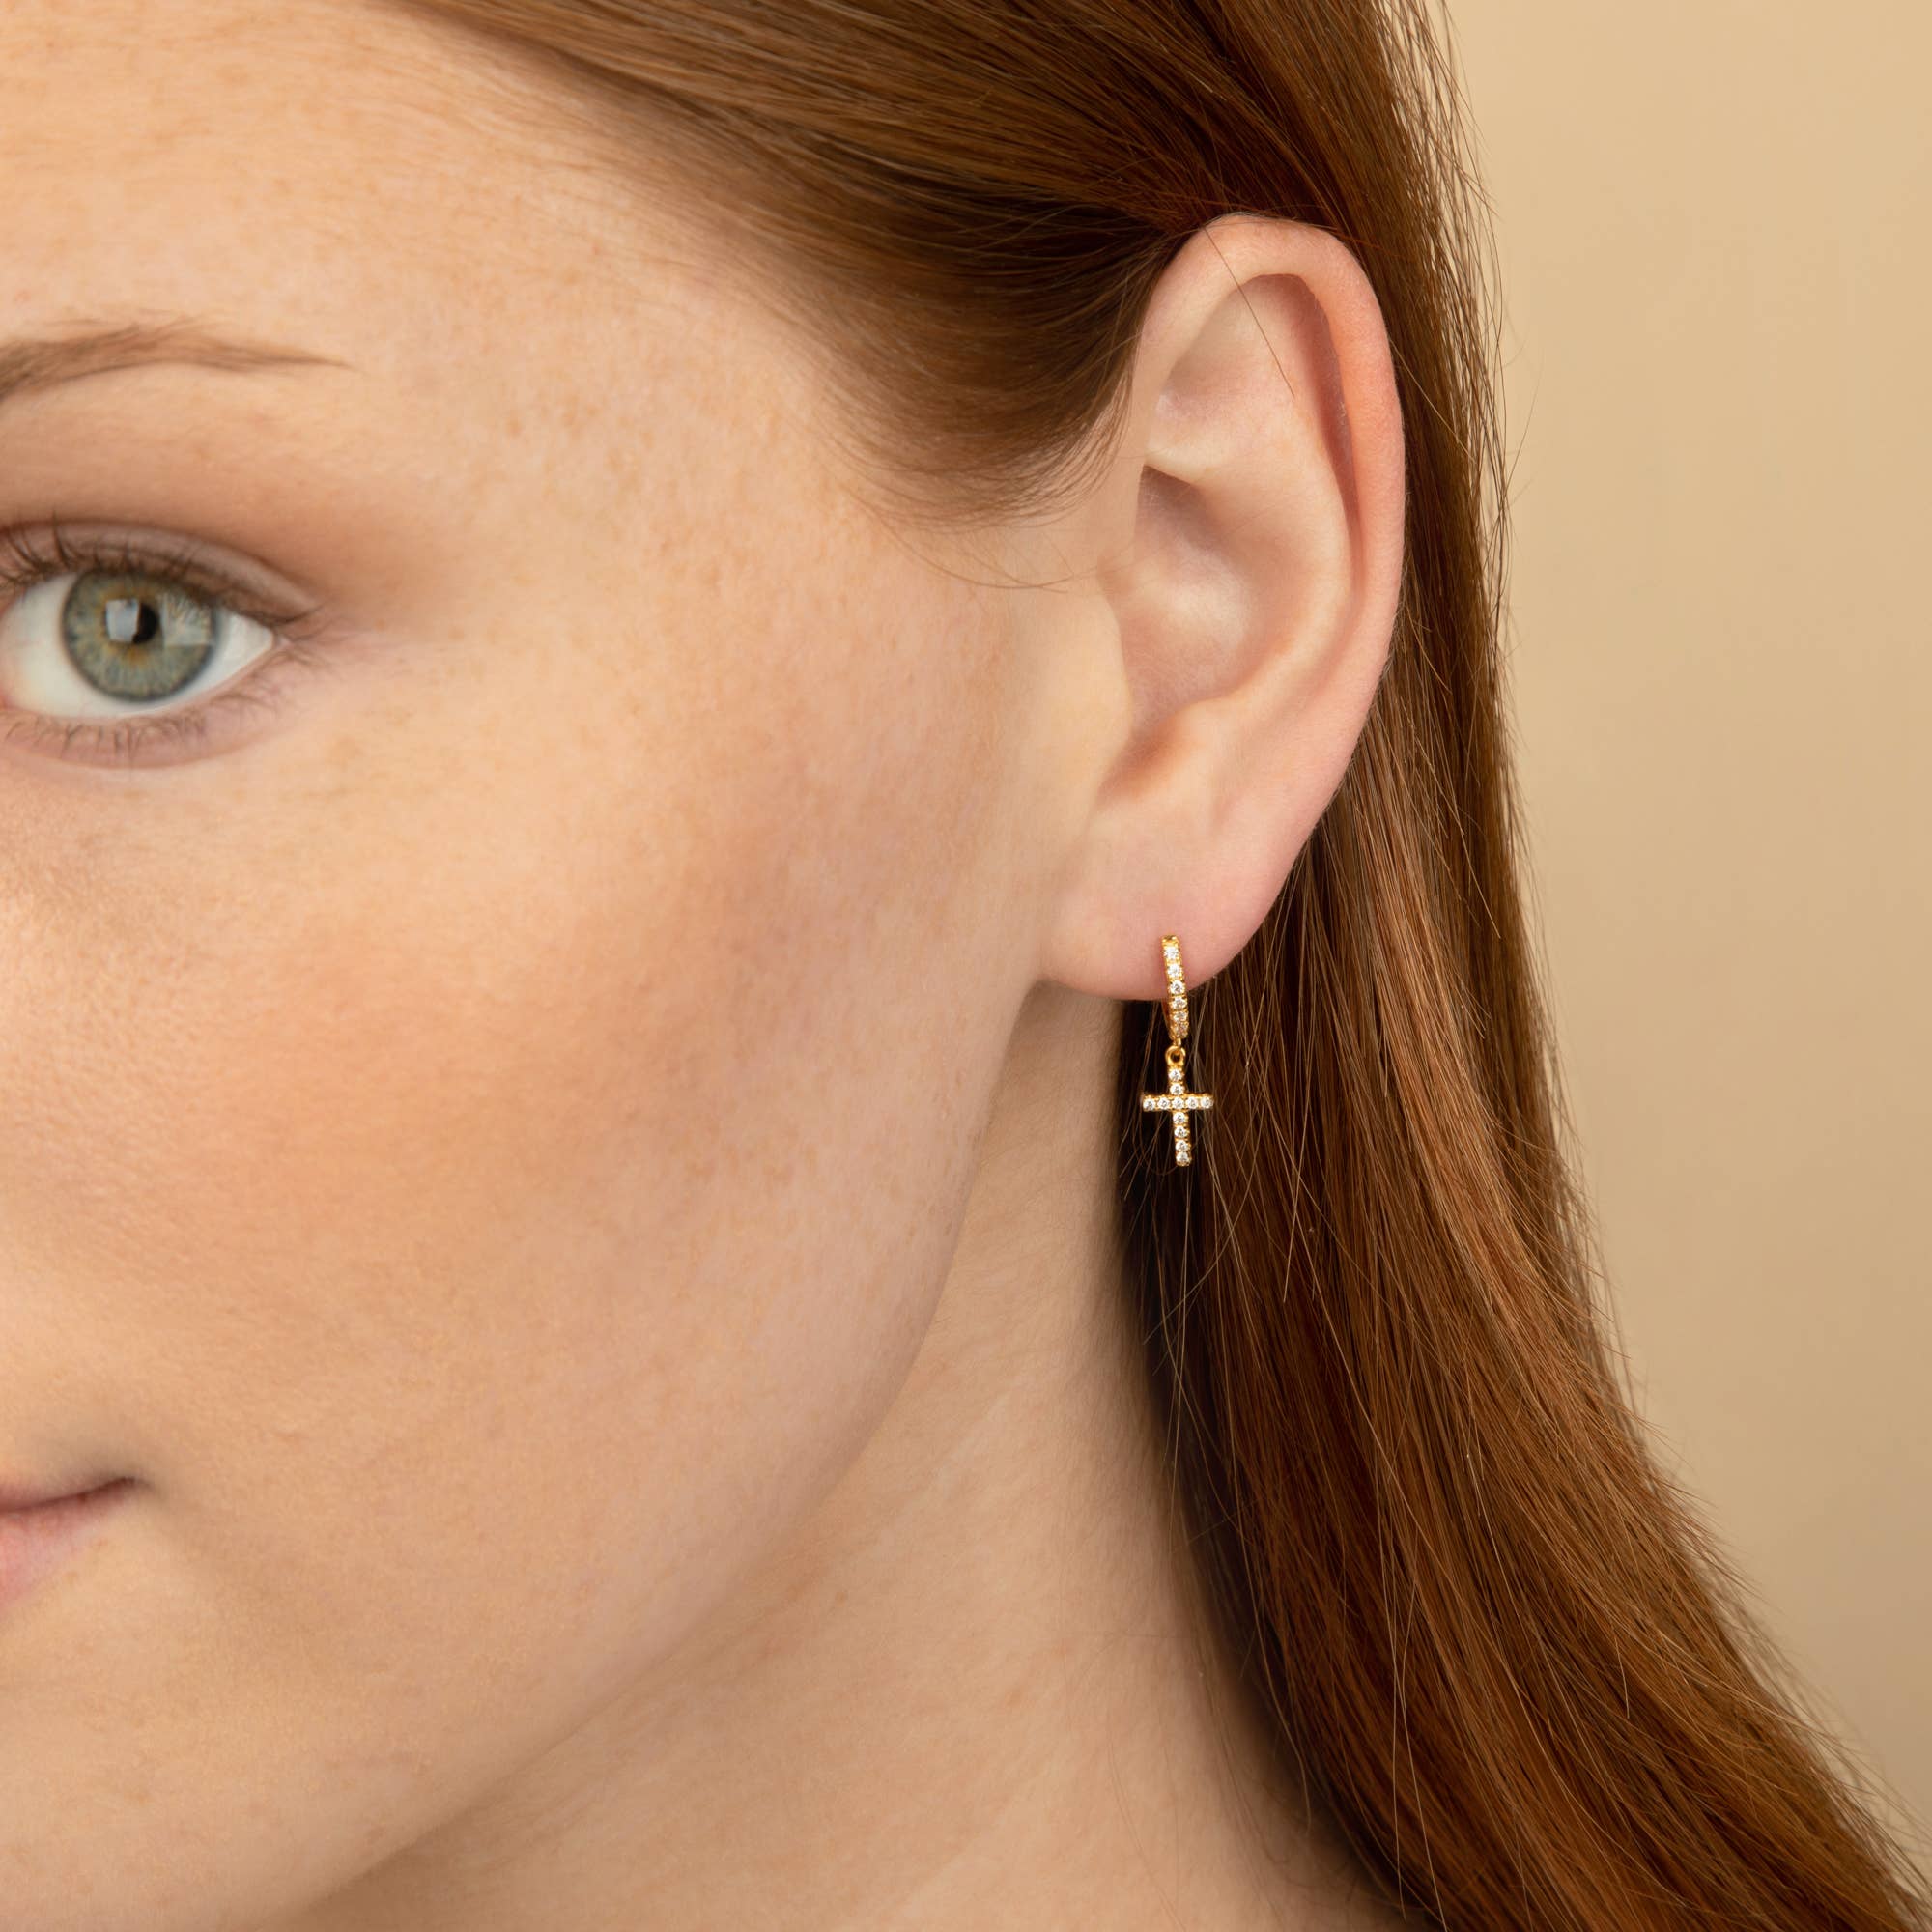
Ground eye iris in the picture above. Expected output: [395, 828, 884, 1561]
[61, 571, 218, 702]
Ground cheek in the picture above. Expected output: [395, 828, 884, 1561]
[0, 523, 1014, 1878]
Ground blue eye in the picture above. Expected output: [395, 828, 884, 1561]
[0, 521, 332, 766]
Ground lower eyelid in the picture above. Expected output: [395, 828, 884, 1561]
[0, 631, 337, 768]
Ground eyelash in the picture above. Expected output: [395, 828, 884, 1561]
[0, 519, 334, 764]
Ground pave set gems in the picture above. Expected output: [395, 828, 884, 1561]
[1140, 932, 1212, 1166]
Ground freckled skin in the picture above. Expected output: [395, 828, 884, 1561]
[0, 4, 1408, 1929]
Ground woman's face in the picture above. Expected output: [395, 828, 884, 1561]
[0, 2, 1082, 1918]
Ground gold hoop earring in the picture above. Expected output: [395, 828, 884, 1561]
[1140, 932, 1213, 1166]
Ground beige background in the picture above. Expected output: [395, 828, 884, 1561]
[1449, 0, 1931, 1850]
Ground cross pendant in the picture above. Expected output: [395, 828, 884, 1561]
[1141, 1040, 1213, 1165]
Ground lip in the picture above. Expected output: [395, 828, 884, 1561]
[0, 1474, 120, 1513]
[0, 1477, 136, 1618]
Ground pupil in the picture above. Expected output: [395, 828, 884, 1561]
[104, 597, 160, 648]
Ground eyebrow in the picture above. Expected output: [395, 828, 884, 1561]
[0, 317, 355, 412]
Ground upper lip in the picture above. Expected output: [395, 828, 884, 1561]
[0, 1475, 126, 1514]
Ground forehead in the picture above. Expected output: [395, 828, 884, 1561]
[0, 0, 709, 410]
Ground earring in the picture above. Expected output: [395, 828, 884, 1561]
[1141, 932, 1213, 1166]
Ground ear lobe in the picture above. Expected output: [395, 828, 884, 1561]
[1034, 214, 1406, 1008]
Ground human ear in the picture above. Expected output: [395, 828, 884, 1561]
[1036, 211, 1406, 1002]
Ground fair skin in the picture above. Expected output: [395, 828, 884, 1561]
[0, 3, 1406, 1929]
